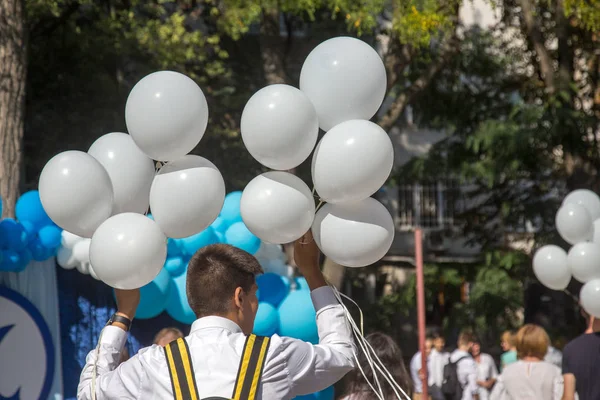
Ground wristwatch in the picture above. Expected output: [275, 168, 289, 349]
[107, 313, 132, 331]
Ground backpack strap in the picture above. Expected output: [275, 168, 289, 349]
[165, 338, 200, 400]
[231, 334, 271, 400]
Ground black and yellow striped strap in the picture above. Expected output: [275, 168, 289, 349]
[231, 334, 271, 400]
[165, 338, 200, 400]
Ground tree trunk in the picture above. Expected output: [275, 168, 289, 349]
[0, 0, 27, 218]
[259, 8, 287, 85]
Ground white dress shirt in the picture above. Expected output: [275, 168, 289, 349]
[476, 353, 498, 400]
[450, 349, 479, 400]
[429, 349, 450, 387]
[410, 351, 429, 393]
[77, 286, 355, 400]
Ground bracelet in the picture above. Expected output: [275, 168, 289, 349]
[107, 313, 132, 331]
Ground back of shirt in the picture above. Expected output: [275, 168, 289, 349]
[562, 333, 600, 400]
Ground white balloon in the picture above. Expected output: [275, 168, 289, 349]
[125, 71, 209, 161]
[88, 264, 99, 280]
[57, 247, 78, 269]
[555, 203, 592, 244]
[580, 279, 600, 318]
[90, 213, 167, 289]
[312, 198, 394, 267]
[593, 219, 600, 244]
[312, 120, 393, 203]
[241, 172, 315, 244]
[567, 242, 600, 283]
[72, 238, 91, 264]
[300, 37, 387, 131]
[532, 245, 570, 290]
[39, 151, 114, 238]
[241, 84, 319, 170]
[150, 155, 225, 238]
[61, 231, 83, 249]
[563, 189, 600, 221]
[76, 261, 90, 275]
[88, 132, 155, 214]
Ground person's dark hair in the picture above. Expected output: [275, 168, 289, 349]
[187, 244, 263, 316]
[342, 332, 413, 399]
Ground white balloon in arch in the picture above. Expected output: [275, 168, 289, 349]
[241, 172, 315, 244]
[39, 151, 113, 238]
[88, 132, 155, 214]
[312, 198, 394, 267]
[312, 120, 394, 204]
[300, 37, 387, 131]
[241, 84, 319, 170]
[90, 213, 167, 289]
[555, 203, 593, 245]
[150, 155, 225, 238]
[567, 242, 600, 283]
[532, 245, 570, 290]
[125, 71, 209, 161]
[563, 189, 600, 221]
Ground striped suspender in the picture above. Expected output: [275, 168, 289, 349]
[165, 335, 270, 400]
[232, 334, 271, 400]
[165, 338, 200, 400]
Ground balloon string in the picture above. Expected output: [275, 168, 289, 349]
[564, 288, 579, 303]
[316, 200, 324, 212]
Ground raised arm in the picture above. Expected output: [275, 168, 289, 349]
[263, 233, 356, 396]
[77, 289, 148, 399]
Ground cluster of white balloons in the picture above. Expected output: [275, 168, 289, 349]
[39, 71, 225, 289]
[56, 231, 98, 279]
[533, 189, 600, 317]
[240, 36, 394, 267]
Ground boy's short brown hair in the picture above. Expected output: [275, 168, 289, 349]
[186, 244, 263, 317]
[515, 324, 550, 359]
[458, 329, 475, 346]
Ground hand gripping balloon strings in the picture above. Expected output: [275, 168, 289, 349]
[328, 282, 412, 400]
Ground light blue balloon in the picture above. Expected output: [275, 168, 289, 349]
[210, 216, 229, 234]
[215, 231, 226, 243]
[15, 190, 52, 229]
[295, 277, 310, 291]
[180, 228, 219, 257]
[220, 191, 243, 225]
[38, 225, 62, 249]
[278, 290, 318, 344]
[225, 222, 260, 254]
[146, 213, 154, 220]
[166, 273, 196, 324]
[257, 273, 288, 307]
[281, 276, 291, 291]
[253, 302, 279, 336]
[316, 386, 334, 400]
[0, 219, 28, 251]
[164, 256, 186, 277]
[167, 238, 183, 257]
[136, 268, 171, 319]
[294, 394, 317, 400]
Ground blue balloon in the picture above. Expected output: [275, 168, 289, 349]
[180, 228, 219, 257]
[0, 196, 2, 217]
[295, 277, 310, 291]
[225, 222, 260, 254]
[28, 237, 53, 261]
[0, 250, 27, 272]
[294, 395, 317, 400]
[38, 225, 62, 249]
[210, 216, 229, 234]
[166, 273, 196, 324]
[20, 220, 37, 237]
[136, 268, 171, 319]
[215, 231, 226, 243]
[257, 273, 288, 307]
[316, 386, 334, 400]
[15, 190, 52, 229]
[281, 276, 291, 291]
[167, 238, 183, 257]
[278, 290, 318, 344]
[146, 213, 154, 220]
[0, 219, 28, 251]
[253, 302, 280, 336]
[164, 256, 187, 277]
[220, 191, 243, 225]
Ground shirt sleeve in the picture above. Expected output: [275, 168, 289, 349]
[77, 326, 147, 400]
[561, 347, 571, 374]
[263, 286, 356, 397]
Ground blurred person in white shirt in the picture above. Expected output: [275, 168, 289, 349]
[429, 331, 450, 400]
[471, 337, 498, 400]
[449, 330, 479, 400]
[410, 336, 434, 399]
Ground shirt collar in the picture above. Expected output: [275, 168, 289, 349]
[190, 315, 243, 334]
